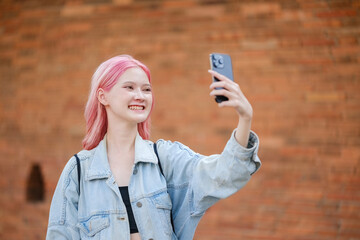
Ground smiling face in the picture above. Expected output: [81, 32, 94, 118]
[98, 67, 153, 126]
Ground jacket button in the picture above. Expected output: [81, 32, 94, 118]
[136, 202, 142, 208]
[133, 169, 138, 175]
[117, 217, 126, 221]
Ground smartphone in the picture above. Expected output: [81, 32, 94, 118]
[209, 53, 234, 103]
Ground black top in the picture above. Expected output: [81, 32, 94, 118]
[119, 186, 139, 234]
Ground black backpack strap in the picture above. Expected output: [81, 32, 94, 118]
[74, 154, 81, 195]
[153, 142, 175, 233]
[153, 142, 164, 175]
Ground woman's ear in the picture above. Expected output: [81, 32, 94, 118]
[97, 88, 108, 106]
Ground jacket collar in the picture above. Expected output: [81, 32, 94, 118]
[86, 132, 158, 181]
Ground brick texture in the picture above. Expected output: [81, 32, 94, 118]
[0, 0, 359, 239]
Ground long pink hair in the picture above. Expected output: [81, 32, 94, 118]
[82, 55, 154, 150]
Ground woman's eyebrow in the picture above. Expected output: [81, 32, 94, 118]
[122, 81, 135, 85]
[122, 81, 151, 87]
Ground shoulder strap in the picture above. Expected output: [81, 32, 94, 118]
[74, 154, 81, 195]
[153, 142, 164, 175]
[153, 143, 175, 233]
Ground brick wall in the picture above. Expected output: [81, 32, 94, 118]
[0, 0, 359, 239]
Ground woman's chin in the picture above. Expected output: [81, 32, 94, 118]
[131, 115, 150, 124]
[111, 111, 150, 125]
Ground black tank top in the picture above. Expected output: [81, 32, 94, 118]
[118, 186, 139, 234]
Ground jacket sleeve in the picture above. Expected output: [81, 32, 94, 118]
[46, 157, 80, 240]
[156, 130, 261, 215]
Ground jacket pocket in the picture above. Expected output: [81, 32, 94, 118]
[77, 214, 110, 239]
[154, 193, 172, 210]
[153, 193, 173, 235]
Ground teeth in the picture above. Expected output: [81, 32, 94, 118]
[129, 106, 144, 110]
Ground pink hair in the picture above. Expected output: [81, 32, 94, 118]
[82, 55, 154, 150]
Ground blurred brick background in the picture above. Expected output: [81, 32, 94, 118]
[0, 0, 359, 239]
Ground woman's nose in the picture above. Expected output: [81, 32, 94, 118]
[134, 89, 145, 100]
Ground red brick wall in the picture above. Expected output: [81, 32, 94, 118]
[0, 0, 359, 239]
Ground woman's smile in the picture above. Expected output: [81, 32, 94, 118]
[128, 105, 145, 111]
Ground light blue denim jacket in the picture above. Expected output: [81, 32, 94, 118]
[47, 130, 261, 240]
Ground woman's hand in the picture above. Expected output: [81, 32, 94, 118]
[208, 70, 253, 147]
[208, 70, 253, 120]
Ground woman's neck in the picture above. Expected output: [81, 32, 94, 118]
[106, 122, 138, 157]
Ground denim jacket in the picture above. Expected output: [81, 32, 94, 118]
[46, 130, 261, 240]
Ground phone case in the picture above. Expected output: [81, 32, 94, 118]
[209, 53, 234, 103]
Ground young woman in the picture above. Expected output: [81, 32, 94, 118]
[46, 55, 261, 240]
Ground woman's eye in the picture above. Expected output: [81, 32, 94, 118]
[125, 86, 133, 90]
[144, 88, 152, 92]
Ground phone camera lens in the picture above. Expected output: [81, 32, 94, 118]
[212, 54, 224, 69]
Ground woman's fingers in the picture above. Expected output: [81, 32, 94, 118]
[210, 88, 236, 99]
[210, 78, 242, 99]
[209, 70, 240, 91]
[208, 69, 253, 118]
[208, 69, 233, 84]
